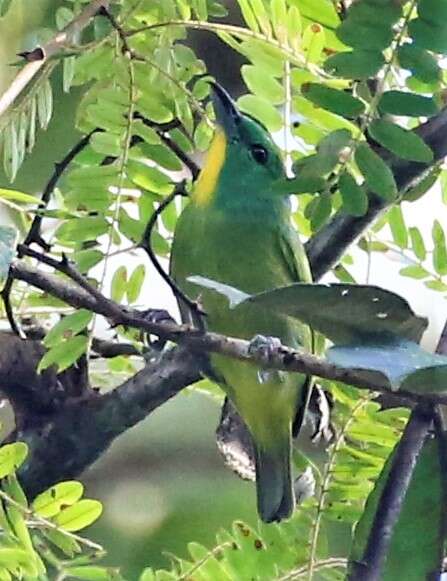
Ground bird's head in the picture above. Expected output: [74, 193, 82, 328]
[193, 82, 286, 208]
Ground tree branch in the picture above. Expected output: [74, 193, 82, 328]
[306, 106, 447, 279]
[10, 259, 447, 406]
[0, 0, 109, 118]
[349, 405, 433, 581]
[16, 346, 201, 498]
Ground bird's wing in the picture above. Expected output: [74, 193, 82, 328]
[277, 225, 312, 285]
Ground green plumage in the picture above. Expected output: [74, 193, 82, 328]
[170, 85, 312, 522]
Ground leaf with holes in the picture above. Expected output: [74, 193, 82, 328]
[188, 278, 428, 343]
[44, 310, 93, 348]
[33, 481, 84, 518]
[54, 499, 103, 532]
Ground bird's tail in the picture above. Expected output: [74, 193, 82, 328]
[254, 436, 294, 523]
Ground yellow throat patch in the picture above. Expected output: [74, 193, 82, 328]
[193, 128, 227, 207]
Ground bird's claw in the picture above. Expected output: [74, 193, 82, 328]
[139, 308, 175, 351]
[140, 308, 175, 325]
[248, 335, 284, 384]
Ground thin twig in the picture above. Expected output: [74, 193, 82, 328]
[24, 130, 97, 250]
[139, 183, 206, 321]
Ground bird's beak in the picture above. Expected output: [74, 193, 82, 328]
[210, 81, 242, 138]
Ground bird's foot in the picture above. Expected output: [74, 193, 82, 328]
[140, 308, 175, 325]
[248, 334, 284, 384]
[139, 308, 175, 351]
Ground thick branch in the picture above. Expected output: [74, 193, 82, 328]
[0, 0, 109, 118]
[11, 260, 447, 405]
[307, 106, 447, 279]
[349, 405, 433, 581]
[16, 346, 201, 498]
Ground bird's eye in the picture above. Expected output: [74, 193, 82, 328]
[251, 145, 268, 165]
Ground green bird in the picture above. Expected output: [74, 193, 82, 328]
[170, 83, 313, 523]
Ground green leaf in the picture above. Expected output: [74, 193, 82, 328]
[127, 264, 146, 303]
[74, 249, 103, 273]
[409, 227, 426, 261]
[36, 79, 53, 130]
[33, 481, 84, 518]
[90, 132, 121, 157]
[63, 566, 113, 581]
[127, 161, 173, 194]
[397, 44, 441, 84]
[347, 0, 401, 26]
[0, 549, 31, 569]
[368, 120, 433, 163]
[336, 20, 393, 50]
[418, 0, 447, 22]
[302, 23, 325, 64]
[339, 171, 368, 216]
[310, 194, 332, 231]
[290, 0, 339, 28]
[354, 143, 397, 200]
[408, 18, 447, 54]
[56, 217, 109, 242]
[349, 437, 444, 580]
[302, 83, 365, 118]
[111, 266, 127, 302]
[0, 188, 40, 204]
[237, 0, 259, 31]
[241, 65, 284, 104]
[237, 94, 283, 132]
[3, 123, 19, 182]
[54, 499, 103, 532]
[0, 443, 28, 478]
[43, 528, 81, 557]
[44, 310, 92, 348]
[271, 0, 288, 44]
[38, 335, 88, 373]
[188, 278, 428, 344]
[0, 226, 17, 290]
[378, 91, 438, 117]
[0, 0, 13, 16]
[324, 50, 385, 79]
[432, 220, 447, 275]
[272, 175, 325, 195]
[399, 265, 429, 279]
[293, 129, 352, 178]
[388, 206, 408, 249]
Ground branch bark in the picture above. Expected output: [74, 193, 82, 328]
[11, 260, 447, 406]
[16, 346, 201, 498]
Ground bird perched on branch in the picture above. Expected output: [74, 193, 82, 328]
[170, 83, 313, 523]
